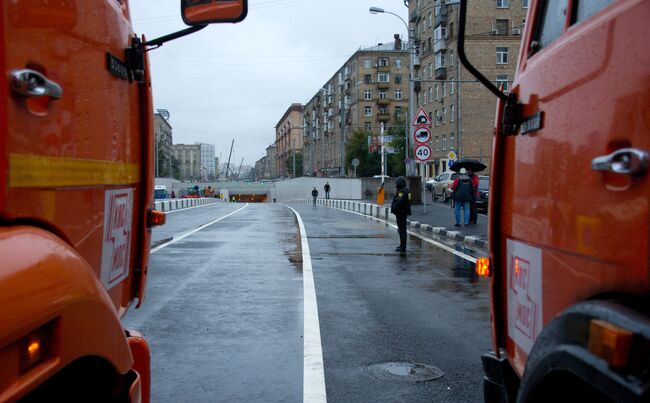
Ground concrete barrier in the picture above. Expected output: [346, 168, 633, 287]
[153, 197, 221, 213]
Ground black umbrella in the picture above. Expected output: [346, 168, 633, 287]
[450, 159, 487, 173]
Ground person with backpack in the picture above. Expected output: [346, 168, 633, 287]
[450, 168, 474, 227]
[391, 176, 412, 253]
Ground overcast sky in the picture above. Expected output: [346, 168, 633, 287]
[130, 0, 410, 167]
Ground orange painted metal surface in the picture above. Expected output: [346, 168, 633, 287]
[3, 0, 150, 316]
[490, 0, 650, 377]
[0, 226, 133, 401]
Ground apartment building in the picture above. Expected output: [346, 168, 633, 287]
[154, 112, 173, 178]
[172, 143, 201, 182]
[199, 143, 216, 180]
[409, 0, 527, 176]
[275, 103, 304, 178]
[303, 36, 410, 177]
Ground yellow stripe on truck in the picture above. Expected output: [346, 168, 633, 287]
[10, 154, 140, 188]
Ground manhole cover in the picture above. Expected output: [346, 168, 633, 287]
[365, 362, 444, 382]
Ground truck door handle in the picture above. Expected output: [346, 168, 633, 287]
[591, 148, 649, 176]
[10, 69, 62, 99]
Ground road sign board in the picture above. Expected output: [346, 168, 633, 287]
[413, 127, 431, 144]
[414, 144, 432, 162]
[448, 160, 455, 168]
[447, 151, 457, 160]
[412, 107, 432, 126]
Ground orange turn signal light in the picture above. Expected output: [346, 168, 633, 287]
[20, 323, 52, 373]
[588, 319, 633, 368]
[476, 256, 491, 277]
[147, 210, 166, 227]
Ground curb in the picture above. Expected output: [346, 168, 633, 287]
[305, 198, 487, 253]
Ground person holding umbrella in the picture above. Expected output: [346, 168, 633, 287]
[450, 159, 486, 225]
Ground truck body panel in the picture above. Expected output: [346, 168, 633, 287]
[495, 0, 650, 376]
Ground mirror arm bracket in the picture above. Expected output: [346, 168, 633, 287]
[124, 25, 207, 83]
[458, 0, 507, 102]
[143, 25, 208, 49]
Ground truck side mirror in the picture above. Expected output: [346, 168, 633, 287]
[181, 0, 248, 25]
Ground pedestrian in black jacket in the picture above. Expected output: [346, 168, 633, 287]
[311, 187, 318, 205]
[391, 176, 411, 253]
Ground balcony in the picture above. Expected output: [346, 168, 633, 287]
[434, 9, 447, 26]
[377, 80, 390, 89]
[433, 38, 447, 53]
[435, 67, 446, 80]
[409, 8, 419, 22]
[377, 98, 391, 106]
[377, 112, 390, 121]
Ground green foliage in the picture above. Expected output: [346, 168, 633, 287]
[345, 128, 380, 177]
[285, 152, 303, 177]
[387, 115, 407, 177]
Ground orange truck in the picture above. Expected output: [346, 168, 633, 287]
[0, 1, 246, 401]
[458, 0, 650, 401]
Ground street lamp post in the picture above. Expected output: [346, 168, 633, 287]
[370, 6, 415, 176]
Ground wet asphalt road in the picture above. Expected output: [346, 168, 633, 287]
[123, 202, 491, 402]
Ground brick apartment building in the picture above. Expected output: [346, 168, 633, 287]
[302, 36, 410, 177]
[275, 103, 304, 178]
[409, 0, 527, 177]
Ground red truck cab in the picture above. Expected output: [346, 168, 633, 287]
[0, 1, 246, 401]
[459, 0, 650, 401]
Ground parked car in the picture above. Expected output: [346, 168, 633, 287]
[475, 175, 489, 213]
[432, 171, 461, 202]
[425, 178, 437, 192]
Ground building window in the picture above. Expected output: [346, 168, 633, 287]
[379, 91, 387, 99]
[496, 47, 509, 64]
[497, 0, 508, 8]
[428, 87, 433, 103]
[364, 59, 372, 68]
[394, 89, 402, 100]
[395, 74, 402, 84]
[378, 73, 390, 82]
[450, 77, 455, 94]
[522, 0, 528, 8]
[395, 106, 403, 117]
[365, 106, 372, 116]
[428, 63, 433, 79]
[435, 136, 439, 151]
[435, 110, 440, 127]
[442, 135, 447, 150]
[450, 104, 455, 122]
[378, 57, 389, 67]
[442, 81, 447, 97]
[450, 132, 455, 149]
[364, 90, 372, 100]
[495, 19, 509, 35]
[434, 84, 439, 100]
[496, 75, 509, 92]
[435, 52, 445, 69]
[395, 58, 402, 68]
[365, 122, 372, 131]
[364, 74, 372, 84]
[379, 106, 388, 115]
[442, 107, 447, 124]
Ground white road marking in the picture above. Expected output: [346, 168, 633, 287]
[326, 205, 477, 263]
[151, 204, 249, 254]
[285, 205, 327, 403]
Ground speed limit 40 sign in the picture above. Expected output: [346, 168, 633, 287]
[414, 144, 432, 161]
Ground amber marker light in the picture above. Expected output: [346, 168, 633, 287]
[148, 210, 166, 227]
[476, 256, 491, 277]
[588, 319, 633, 368]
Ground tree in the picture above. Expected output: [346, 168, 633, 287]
[345, 128, 380, 177]
[285, 152, 303, 177]
[387, 115, 407, 177]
